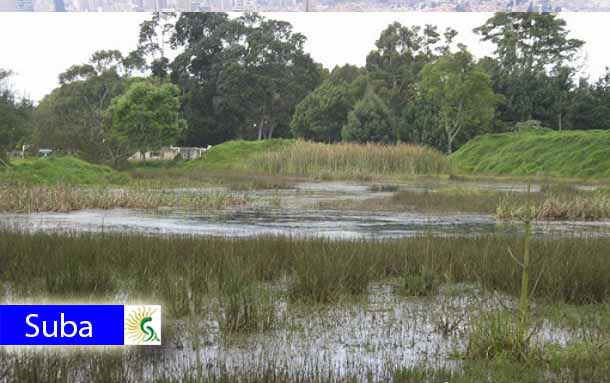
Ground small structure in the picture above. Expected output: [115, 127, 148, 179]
[8, 149, 25, 159]
[128, 146, 211, 162]
[7, 145, 29, 159]
[170, 146, 209, 160]
[38, 149, 53, 157]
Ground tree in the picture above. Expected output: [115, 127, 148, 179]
[399, 94, 442, 148]
[365, 23, 456, 120]
[108, 81, 185, 157]
[420, 49, 500, 154]
[327, 64, 365, 85]
[589, 69, 610, 130]
[0, 69, 32, 163]
[33, 51, 136, 164]
[290, 80, 355, 142]
[474, 13, 584, 126]
[342, 90, 394, 144]
[137, 12, 176, 79]
[169, 12, 322, 146]
[568, 78, 599, 130]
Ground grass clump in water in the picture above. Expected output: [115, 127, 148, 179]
[289, 241, 373, 304]
[465, 310, 537, 362]
[401, 270, 439, 297]
[218, 257, 276, 335]
[0, 185, 248, 212]
[3, 231, 610, 307]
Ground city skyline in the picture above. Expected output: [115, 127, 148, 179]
[0, 0, 609, 11]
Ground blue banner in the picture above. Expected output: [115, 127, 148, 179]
[0, 305, 124, 346]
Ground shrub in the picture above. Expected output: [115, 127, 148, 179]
[465, 310, 536, 362]
[401, 271, 439, 297]
[342, 90, 395, 144]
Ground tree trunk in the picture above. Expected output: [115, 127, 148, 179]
[446, 123, 453, 155]
[447, 136, 453, 155]
[558, 113, 563, 131]
[257, 119, 264, 141]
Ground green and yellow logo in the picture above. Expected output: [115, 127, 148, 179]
[124, 305, 161, 345]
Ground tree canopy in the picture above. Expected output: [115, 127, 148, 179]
[342, 90, 395, 144]
[420, 49, 500, 154]
[108, 81, 185, 156]
[6, 12, 610, 168]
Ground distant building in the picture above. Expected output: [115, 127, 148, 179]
[128, 146, 211, 162]
[15, 0, 33, 10]
[38, 149, 53, 157]
[0, 0, 16, 11]
[8, 149, 25, 159]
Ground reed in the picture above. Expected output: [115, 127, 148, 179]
[2, 230, 610, 306]
[465, 310, 536, 362]
[249, 141, 451, 180]
[3, 348, 610, 383]
[0, 185, 248, 212]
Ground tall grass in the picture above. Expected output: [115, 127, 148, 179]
[3, 347, 610, 383]
[0, 185, 248, 212]
[2, 230, 610, 307]
[249, 141, 451, 180]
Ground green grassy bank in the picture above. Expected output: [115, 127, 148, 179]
[451, 130, 610, 179]
[183, 139, 295, 172]
[0, 156, 129, 185]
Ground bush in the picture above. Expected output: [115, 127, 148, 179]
[342, 90, 395, 144]
[466, 310, 536, 362]
[513, 120, 551, 133]
[290, 81, 354, 143]
[401, 271, 439, 297]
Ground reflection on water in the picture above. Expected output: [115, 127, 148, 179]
[2, 180, 609, 239]
[3, 207, 610, 239]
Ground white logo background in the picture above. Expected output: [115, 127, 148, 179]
[124, 305, 162, 346]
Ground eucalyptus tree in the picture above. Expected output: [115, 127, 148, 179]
[169, 12, 322, 146]
[420, 49, 500, 154]
[137, 12, 176, 80]
[475, 13, 584, 127]
[365, 23, 457, 119]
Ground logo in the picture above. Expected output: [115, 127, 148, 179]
[124, 305, 161, 345]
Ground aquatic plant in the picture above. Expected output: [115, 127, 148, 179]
[249, 141, 451, 180]
[0, 185, 248, 213]
[2, 231, 610, 305]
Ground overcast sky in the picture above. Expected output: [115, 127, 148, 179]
[1, 12, 609, 102]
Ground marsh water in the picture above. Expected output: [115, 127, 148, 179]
[0, 180, 605, 381]
[2, 180, 610, 239]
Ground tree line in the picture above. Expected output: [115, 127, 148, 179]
[1, 12, 610, 166]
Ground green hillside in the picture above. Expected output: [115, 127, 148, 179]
[182, 139, 295, 171]
[0, 156, 129, 185]
[451, 130, 610, 178]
